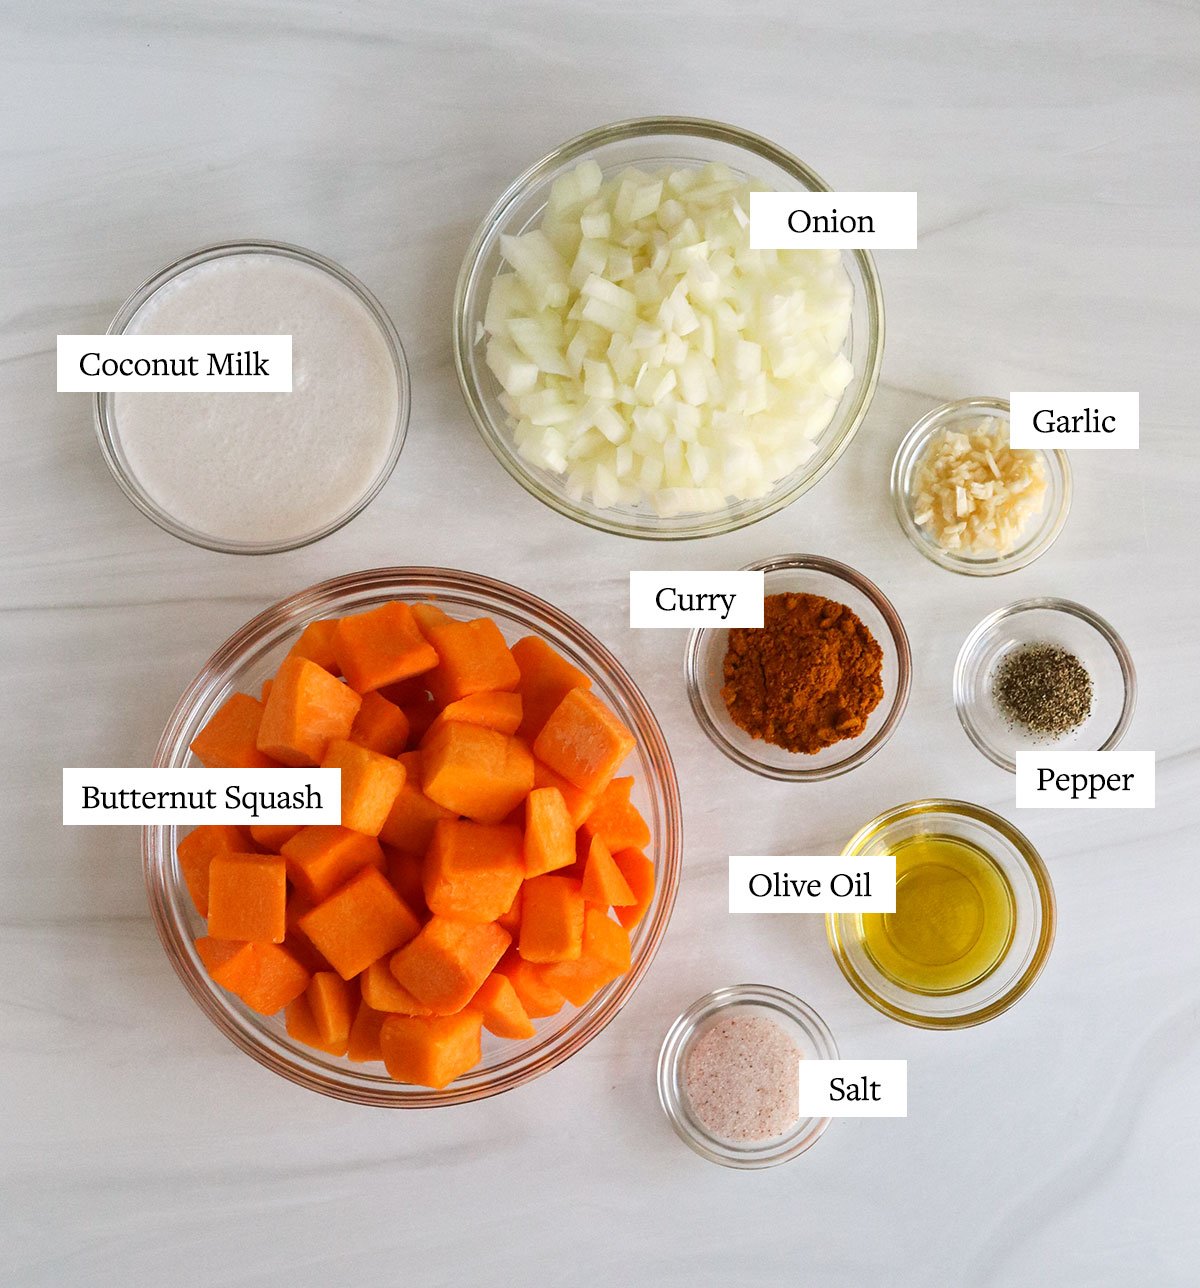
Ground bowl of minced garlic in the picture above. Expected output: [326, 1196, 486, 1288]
[891, 397, 1072, 576]
[685, 554, 912, 781]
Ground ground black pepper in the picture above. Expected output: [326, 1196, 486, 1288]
[992, 642, 1093, 737]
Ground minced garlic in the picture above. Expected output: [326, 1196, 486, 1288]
[911, 417, 1047, 555]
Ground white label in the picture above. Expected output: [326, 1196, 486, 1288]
[798, 1060, 908, 1118]
[1015, 750, 1154, 809]
[1009, 392, 1139, 449]
[728, 855, 896, 913]
[62, 768, 340, 824]
[57, 335, 293, 392]
[749, 191, 918, 249]
[629, 570, 764, 628]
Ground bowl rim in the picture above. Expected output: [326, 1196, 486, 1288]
[453, 115, 885, 541]
[826, 798, 1057, 1029]
[656, 983, 839, 1168]
[684, 553, 912, 781]
[889, 396, 1072, 577]
[94, 239, 411, 556]
[952, 596, 1138, 772]
[144, 566, 682, 1106]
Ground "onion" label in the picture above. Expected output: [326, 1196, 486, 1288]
[749, 192, 918, 249]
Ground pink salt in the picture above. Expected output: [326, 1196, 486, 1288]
[684, 1013, 802, 1143]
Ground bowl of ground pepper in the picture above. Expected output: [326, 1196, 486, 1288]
[953, 597, 1136, 772]
[685, 555, 912, 780]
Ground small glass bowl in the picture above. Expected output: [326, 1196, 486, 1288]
[890, 397, 1071, 576]
[95, 240, 411, 555]
[827, 800, 1056, 1029]
[684, 554, 911, 780]
[657, 985, 839, 1168]
[145, 567, 682, 1106]
[454, 116, 884, 541]
[954, 597, 1136, 772]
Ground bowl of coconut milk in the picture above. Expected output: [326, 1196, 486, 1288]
[95, 240, 409, 553]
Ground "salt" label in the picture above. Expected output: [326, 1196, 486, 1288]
[1009, 392, 1139, 449]
[1014, 750, 1154, 809]
[629, 570, 764, 628]
[728, 855, 896, 913]
[797, 1060, 908, 1118]
[749, 192, 918, 250]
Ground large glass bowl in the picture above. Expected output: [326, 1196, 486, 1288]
[144, 568, 682, 1106]
[454, 117, 884, 540]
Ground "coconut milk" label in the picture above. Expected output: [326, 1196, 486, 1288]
[57, 334, 293, 392]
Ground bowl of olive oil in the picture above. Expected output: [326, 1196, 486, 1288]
[826, 800, 1055, 1028]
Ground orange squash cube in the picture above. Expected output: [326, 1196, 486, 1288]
[390, 917, 511, 1015]
[470, 973, 535, 1040]
[190, 693, 274, 769]
[257, 656, 361, 767]
[533, 688, 635, 795]
[580, 776, 650, 853]
[347, 1000, 388, 1062]
[380, 1011, 483, 1089]
[613, 848, 655, 930]
[349, 691, 411, 756]
[421, 722, 534, 825]
[297, 866, 421, 980]
[196, 937, 310, 1015]
[423, 819, 524, 923]
[281, 826, 385, 903]
[307, 971, 355, 1047]
[206, 853, 286, 943]
[285, 619, 341, 673]
[332, 602, 438, 693]
[426, 618, 520, 705]
[523, 786, 576, 877]
[518, 875, 585, 963]
[495, 953, 564, 1018]
[580, 834, 637, 907]
[321, 738, 406, 836]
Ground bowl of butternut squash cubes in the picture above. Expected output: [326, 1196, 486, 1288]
[146, 567, 681, 1105]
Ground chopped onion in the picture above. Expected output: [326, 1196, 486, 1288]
[482, 161, 855, 515]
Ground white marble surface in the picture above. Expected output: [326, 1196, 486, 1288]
[3, 2, 1198, 1284]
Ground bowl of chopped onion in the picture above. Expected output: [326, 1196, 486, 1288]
[890, 397, 1072, 576]
[454, 117, 884, 540]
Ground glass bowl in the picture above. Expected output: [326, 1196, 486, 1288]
[890, 397, 1071, 576]
[95, 240, 410, 555]
[657, 984, 839, 1168]
[684, 554, 911, 780]
[827, 800, 1056, 1029]
[454, 116, 884, 541]
[954, 597, 1136, 772]
[145, 567, 682, 1106]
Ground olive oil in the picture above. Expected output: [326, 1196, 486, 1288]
[860, 834, 1015, 994]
